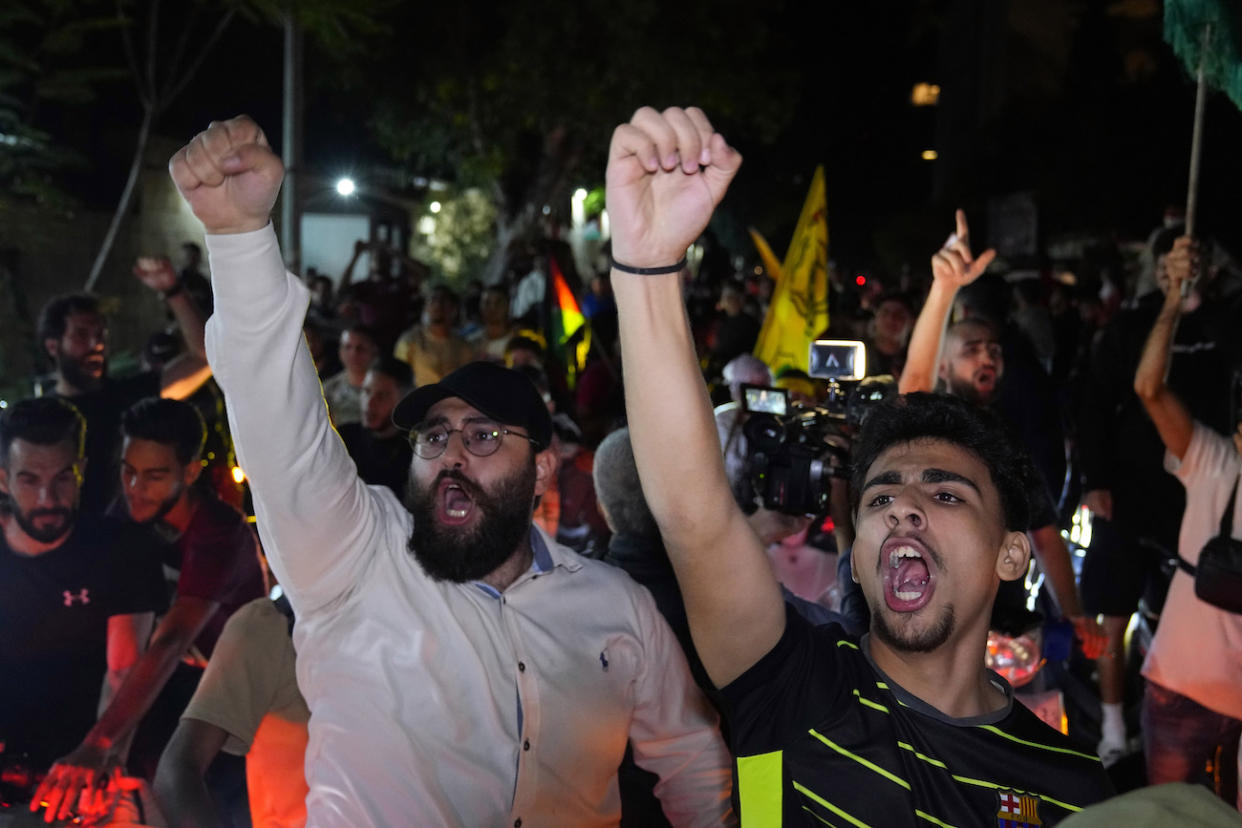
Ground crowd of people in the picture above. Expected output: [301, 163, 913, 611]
[0, 104, 1239, 828]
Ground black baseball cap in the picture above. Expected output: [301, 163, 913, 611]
[392, 361, 554, 449]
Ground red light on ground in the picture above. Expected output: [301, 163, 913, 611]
[855, 275, 866, 286]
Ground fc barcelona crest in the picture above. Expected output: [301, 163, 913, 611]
[996, 789, 1041, 827]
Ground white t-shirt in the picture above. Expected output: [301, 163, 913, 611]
[1142, 423, 1242, 721]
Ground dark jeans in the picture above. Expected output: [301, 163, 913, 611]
[1142, 680, 1241, 807]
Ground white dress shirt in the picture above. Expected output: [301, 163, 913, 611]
[204, 225, 732, 827]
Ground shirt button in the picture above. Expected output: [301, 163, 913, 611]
[514, 820, 522, 828]
[518, 661, 526, 672]
[523, 739, 530, 751]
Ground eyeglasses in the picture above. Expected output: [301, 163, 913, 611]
[410, 420, 538, 459]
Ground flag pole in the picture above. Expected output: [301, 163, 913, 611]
[1183, 23, 1210, 296]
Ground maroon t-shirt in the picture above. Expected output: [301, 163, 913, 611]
[171, 492, 265, 658]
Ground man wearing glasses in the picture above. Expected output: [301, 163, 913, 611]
[166, 116, 732, 827]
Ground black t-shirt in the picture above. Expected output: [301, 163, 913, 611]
[0, 515, 166, 769]
[338, 423, 412, 499]
[722, 607, 1112, 827]
[54, 373, 162, 517]
[156, 492, 264, 659]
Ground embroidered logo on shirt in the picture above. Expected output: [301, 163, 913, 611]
[63, 588, 91, 606]
[996, 789, 1041, 827]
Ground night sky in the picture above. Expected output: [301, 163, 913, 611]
[27, 0, 1242, 281]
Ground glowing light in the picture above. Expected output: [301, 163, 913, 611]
[429, 201, 442, 213]
[855, 275, 867, 286]
[231, 466, 246, 484]
[921, 150, 938, 161]
[573, 188, 588, 202]
[911, 83, 941, 106]
[0, 399, 7, 409]
[335, 178, 356, 196]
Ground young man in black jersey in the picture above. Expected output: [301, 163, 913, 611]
[0, 398, 165, 794]
[608, 106, 1113, 826]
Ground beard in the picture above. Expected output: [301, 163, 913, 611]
[129, 487, 183, 526]
[13, 506, 77, 545]
[944, 372, 998, 407]
[405, 459, 536, 583]
[57, 351, 105, 393]
[872, 602, 956, 654]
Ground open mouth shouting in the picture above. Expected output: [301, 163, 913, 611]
[436, 473, 480, 526]
[880, 535, 937, 613]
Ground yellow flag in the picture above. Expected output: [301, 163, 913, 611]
[748, 227, 783, 281]
[753, 166, 829, 373]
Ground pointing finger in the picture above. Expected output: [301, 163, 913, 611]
[955, 209, 970, 243]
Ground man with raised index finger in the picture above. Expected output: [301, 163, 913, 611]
[608, 105, 1112, 827]
[167, 115, 732, 827]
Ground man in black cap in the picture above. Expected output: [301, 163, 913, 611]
[166, 115, 732, 826]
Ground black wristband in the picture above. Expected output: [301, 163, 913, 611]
[160, 280, 185, 300]
[610, 256, 687, 275]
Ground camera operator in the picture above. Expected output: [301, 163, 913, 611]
[1133, 235, 1242, 807]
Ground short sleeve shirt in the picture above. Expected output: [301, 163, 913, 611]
[182, 598, 309, 827]
[0, 515, 166, 767]
[722, 607, 1112, 827]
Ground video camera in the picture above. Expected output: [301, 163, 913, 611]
[739, 341, 896, 515]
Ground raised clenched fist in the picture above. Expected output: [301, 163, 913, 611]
[605, 106, 741, 271]
[168, 115, 283, 235]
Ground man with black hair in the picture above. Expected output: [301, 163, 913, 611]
[338, 355, 414, 497]
[322, 324, 380, 426]
[394, 283, 474, 387]
[164, 115, 732, 826]
[0, 398, 165, 793]
[39, 259, 212, 515]
[608, 106, 1111, 825]
[469, 283, 518, 362]
[898, 212, 1106, 665]
[36, 398, 263, 817]
[1133, 235, 1242, 806]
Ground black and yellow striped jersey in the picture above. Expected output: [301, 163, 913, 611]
[722, 606, 1113, 827]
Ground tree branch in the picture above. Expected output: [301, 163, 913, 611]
[159, 2, 200, 101]
[162, 8, 236, 107]
[116, 0, 148, 109]
[144, 0, 161, 105]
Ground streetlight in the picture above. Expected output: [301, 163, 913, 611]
[336, 177, 356, 196]
[429, 201, 442, 213]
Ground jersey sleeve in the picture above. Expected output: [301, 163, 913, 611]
[720, 604, 850, 757]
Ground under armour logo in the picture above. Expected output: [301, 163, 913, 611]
[63, 589, 90, 606]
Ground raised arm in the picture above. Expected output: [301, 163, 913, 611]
[132, 257, 213, 399]
[609, 107, 781, 688]
[1134, 236, 1195, 462]
[168, 116, 390, 610]
[899, 210, 996, 394]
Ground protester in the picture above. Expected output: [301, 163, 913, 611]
[393, 283, 475, 387]
[38, 258, 211, 514]
[338, 354, 415, 498]
[34, 397, 264, 817]
[0, 398, 165, 811]
[898, 211, 1106, 661]
[1133, 235, 1242, 807]
[155, 585, 309, 827]
[168, 115, 734, 826]
[469, 283, 518, 362]
[608, 105, 1112, 825]
[321, 325, 380, 426]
